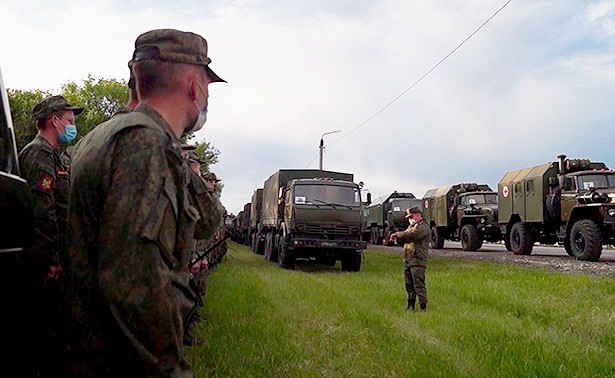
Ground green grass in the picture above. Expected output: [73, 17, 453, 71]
[188, 242, 615, 377]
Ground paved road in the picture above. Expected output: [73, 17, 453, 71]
[369, 242, 615, 276]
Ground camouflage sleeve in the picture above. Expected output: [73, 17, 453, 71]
[19, 147, 60, 265]
[394, 222, 430, 244]
[189, 172, 224, 241]
[97, 128, 191, 375]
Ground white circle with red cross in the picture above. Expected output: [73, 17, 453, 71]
[424, 200, 429, 208]
[502, 185, 509, 198]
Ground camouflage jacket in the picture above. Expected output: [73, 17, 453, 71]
[187, 170, 224, 241]
[65, 105, 196, 377]
[394, 220, 430, 268]
[19, 136, 70, 265]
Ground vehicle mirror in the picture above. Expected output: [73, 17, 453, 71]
[366, 192, 371, 205]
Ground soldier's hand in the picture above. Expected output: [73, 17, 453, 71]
[200, 258, 209, 270]
[389, 234, 398, 243]
[190, 263, 200, 275]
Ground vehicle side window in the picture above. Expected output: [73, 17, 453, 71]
[563, 178, 576, 191]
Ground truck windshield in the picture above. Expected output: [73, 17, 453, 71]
[577, 174, 615, 190]
[391, 199, 413, 212]
[465, 193, 498, 204]
[294, 184, 360, 207]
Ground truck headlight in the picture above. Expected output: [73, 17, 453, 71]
[608, 208, 615, 217]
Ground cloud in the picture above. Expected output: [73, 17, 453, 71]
[1, 1, 615, 214]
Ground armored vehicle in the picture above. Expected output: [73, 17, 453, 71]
[259, 169, 367, 271]
[366, 192, 422, 245]
[249, 188, 264, 254]
[498, 154, 615, 261]
[423, 183, 500, 251]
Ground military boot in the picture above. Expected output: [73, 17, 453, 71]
[419, 303, 427, 312]
[406, 299, 416, 311]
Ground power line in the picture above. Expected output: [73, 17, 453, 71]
[322, 0, 514, 150]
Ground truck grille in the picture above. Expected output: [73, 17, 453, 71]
[304, 224, 359, 235]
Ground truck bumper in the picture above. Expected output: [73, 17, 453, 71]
[290, 238, 367, 250]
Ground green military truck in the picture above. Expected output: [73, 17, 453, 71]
[366, 192, 422, 245]
[423, 183, 501, 251]
[498, 154, 615, 261]
[260, 169, 367, 271]
[249, 188, 264, 254]
[240, 202, 251, 246]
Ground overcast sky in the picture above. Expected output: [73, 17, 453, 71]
[1, 0, 614, 214]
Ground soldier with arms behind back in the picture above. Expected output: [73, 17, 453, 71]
[390, 207, 430, 312]
[64, 29, 225, 376]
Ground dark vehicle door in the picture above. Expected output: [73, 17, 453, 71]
[0, 66, 34, 252]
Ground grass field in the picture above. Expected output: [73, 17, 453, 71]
[188, 242, 615, 377]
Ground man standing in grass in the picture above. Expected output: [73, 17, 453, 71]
[390, 207, 430, 312]
[65, 29, 225, 376]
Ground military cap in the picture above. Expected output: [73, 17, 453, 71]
[405, 207, 422, 218]
[203, 172, 220, 182]
[130, 29, 226, 83]
[32, 95, 84, 120]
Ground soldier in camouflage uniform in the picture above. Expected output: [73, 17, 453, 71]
[390, 207, 430, 312]
[19, 95, 83, 274]
[18, 95, 83, 375]
[182, 147, 224, 346]
[64, 29, 225, 376]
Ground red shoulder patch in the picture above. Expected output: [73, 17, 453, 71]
[36, 173, 55, 193]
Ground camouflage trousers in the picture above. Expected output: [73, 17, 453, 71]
[404, 265, 427, 304]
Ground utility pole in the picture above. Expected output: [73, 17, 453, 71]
[319, 130, 341, 171]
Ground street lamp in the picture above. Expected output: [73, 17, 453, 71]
[319, 130, 341, 171]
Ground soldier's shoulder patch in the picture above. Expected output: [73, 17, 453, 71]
[36, 173, 55, 193]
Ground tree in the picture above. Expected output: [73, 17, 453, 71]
[8, 88, 52, 150]
[8, 75, 222, 194]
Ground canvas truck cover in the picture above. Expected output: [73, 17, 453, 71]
[261, 169, 354, 228]
[497, 162, 558, 223]
[422, 183, 491, 227]
[249, 188, 263, 229]
[367, 192, 416, 226]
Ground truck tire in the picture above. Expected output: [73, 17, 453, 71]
[460, 224, 481, 251]
[430, 226, 445, 249]
[504, 228, 512, 251]
[278, 239, 295, 270]
[510, 222, 533, 255]
[569, 220, 602, 261]
[563, 237, 573, 256]
[341, 251, 362, 272]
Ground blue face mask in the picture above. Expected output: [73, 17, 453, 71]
[185, 81, 209, 134]
[58, 124, 77, 145]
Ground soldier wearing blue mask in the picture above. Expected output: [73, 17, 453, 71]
[19, 95, 83, 273]
[18, 94, 83, 375]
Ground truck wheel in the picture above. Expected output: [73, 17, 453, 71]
[569, 220, 602, 261]
[460, 224, 481, 251]
[430, 226, 445, 249]
[504, 228, 512, 251]
[341, 251, 362, 272]
[510, 222, 533, 255]
[563, 237, 573, 256]
[278, 239, 295, 270]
